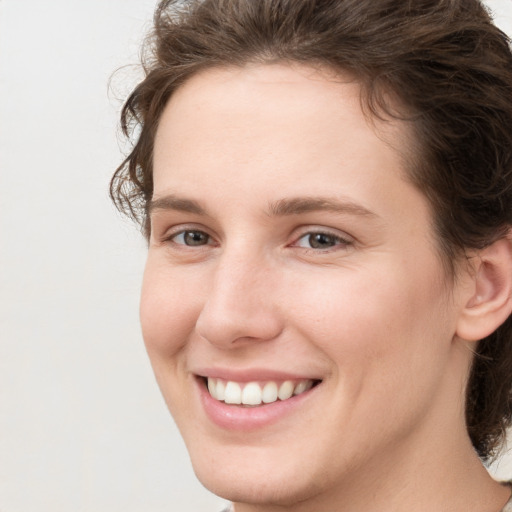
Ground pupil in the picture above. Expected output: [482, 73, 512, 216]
[309, 233, 334, 249]
[184, 231, 207, 246]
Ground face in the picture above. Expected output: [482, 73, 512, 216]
[141, 64, 469, 508]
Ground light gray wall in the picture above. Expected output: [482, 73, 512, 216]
[0, 1, 511, 511]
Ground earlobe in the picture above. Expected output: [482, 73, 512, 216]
[456, 235, 512, 342]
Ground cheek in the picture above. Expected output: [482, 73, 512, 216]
[286, 259, 452, 381]
[139, 259, 206, 422]
[284, 263, 454, 446]
[139, 258, 202, 358]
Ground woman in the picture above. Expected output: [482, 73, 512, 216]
[111, 0, 512, 510]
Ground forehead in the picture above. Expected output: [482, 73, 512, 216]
[153, 63, 413, 188]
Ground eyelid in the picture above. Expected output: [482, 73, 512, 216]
[290, 226, 355, 250]
[173, 230, 212, 246]
[154, 222, 354, 252]
[158, 223, 217, 246]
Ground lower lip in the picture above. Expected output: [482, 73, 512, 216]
[197, 378, 318, 431]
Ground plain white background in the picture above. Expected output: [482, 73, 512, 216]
[1, 1, 511, 511]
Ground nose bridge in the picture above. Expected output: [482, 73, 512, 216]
[195, 242, 282, 346]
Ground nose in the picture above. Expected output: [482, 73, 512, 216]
[195, 250, 283, 348]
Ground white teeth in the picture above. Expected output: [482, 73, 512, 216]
[262, 382, 278, 403]
[242, 382, 262, 405]
[278, 380, 294, 401]
[224, 381, 242, 404]
[207, 378, 217, 399]
[293, 380, 308, 395]
[206, 377, 315, 406]
[216, 379, 226, 401]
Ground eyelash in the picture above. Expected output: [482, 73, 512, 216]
[292, 230, 353, 252]
[163, 227, 353, 253]
[163, 229, 215, 248]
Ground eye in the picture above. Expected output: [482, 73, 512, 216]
[171, 230, 212, 246]
[294, 231, 352, 250]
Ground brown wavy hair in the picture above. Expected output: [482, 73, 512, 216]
[110, 0, 512, 461]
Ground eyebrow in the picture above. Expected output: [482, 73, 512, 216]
[147, 194, 378, 219]
[147, 195, 207, 216]
[268, 197, 377, 218]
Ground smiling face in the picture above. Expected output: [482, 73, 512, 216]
[141, 64, 474, 509]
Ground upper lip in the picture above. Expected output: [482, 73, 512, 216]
[193, 367, 322, 383]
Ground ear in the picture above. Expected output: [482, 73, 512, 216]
[456, 234, 512, 342]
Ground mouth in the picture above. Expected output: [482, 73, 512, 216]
[203, 376, 321, 407]
[195, 372, 323, 430]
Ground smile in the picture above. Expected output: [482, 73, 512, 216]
[207, 377, 316, 406]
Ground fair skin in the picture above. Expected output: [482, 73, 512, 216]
[141, 63, 512, 512]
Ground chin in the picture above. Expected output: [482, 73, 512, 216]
[195, 469, 320, 507]
[188, 443, 327, 507]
